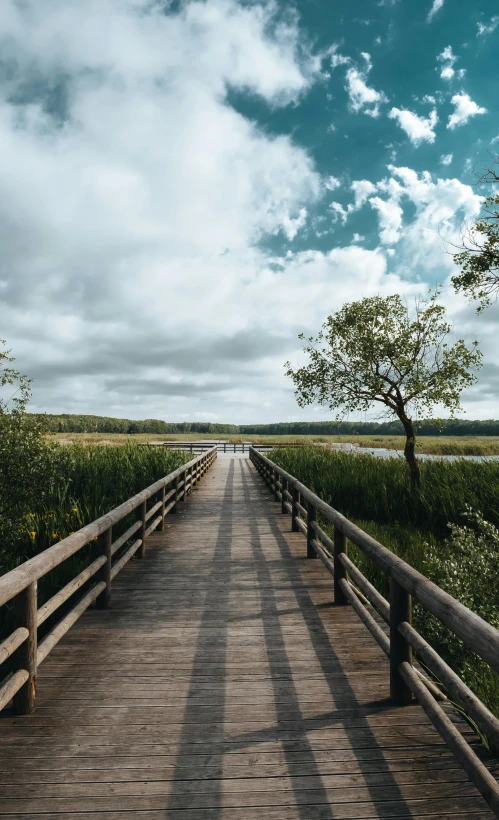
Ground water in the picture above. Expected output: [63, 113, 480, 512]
[328, 442, 499, 463]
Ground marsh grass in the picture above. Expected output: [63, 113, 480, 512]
[270, 446, 499, 717]
[49, 431, 499, 455]
[1, 443, 190, 640]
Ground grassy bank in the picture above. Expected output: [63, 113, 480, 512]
[269, 446, 499, 718]
[49, 431, 499, 456]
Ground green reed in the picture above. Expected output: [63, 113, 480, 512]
[269, 446, 499, 719]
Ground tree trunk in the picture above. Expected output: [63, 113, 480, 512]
[399, 414, 420, 489]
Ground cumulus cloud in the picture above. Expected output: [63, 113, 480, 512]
[388, 107, 438, 145]
[436, 46, 465, 81]
[477, 16, 499, 36]
[373, 165, 482, 270]
[328, 43, 350, 69]
[324, 175, 341, 191]
[427, 0, 445, 21]
[447, 93, 487, 129]
[369, 197, 404, 244]
[440, 153, 453, 165]
[345, 53, 388, 117]
[351, 180, 377, 209]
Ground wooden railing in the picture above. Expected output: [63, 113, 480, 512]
[250, 446, 499, 816]
[154, 442, 307, 453]
[0, 446, 217, 716]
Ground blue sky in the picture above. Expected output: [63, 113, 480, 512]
[0, 0, 498, 422]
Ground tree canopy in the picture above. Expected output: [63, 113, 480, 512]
[452, 155, 499, 312]
[285, 292, 482, 485]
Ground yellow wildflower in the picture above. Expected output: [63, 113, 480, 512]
[29, 531, 36, 539]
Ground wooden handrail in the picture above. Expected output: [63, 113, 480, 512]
[0, 446, 217, 715]
[249, 445, 499, 816]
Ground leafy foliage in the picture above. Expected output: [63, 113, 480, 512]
[452, 157, 499, 312]
[0, 342, 55, 538]
[285, 293, 481, 419]
[285, 293, 482, 484]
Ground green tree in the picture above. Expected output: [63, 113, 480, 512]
[452, 156, 499, 312]
[0, 342, 52, 532]
[285, 293, 482, 487]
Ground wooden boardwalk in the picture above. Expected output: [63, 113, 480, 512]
[0, 456, 496, 818]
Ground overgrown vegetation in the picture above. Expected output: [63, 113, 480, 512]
[269, 446, 499, 715]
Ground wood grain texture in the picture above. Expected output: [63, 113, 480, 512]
[0, 456, 496, 818]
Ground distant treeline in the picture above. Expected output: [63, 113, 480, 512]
[30, 414, 499, 437]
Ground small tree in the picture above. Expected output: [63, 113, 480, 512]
[0, 342, 51, 529]
[285, 293, 482, 487]
[451, 155, 499, 312]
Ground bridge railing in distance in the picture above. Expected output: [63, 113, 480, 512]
[250, 446, 499, 817]
[155, 441, 307, 453]
[0, 446, 217, 716]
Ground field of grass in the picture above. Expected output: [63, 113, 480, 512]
[269, 446, 499, 718]
[49, 431, 499, 455]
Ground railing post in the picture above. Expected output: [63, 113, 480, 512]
[182, 468, 187, 501]
[307, 503, 317, 559]
[137, 500, 147, 559]
[273, 469, 279, 501]
[390, 578, 413, 705]
[96, 526, 112, 609]
[281, 478, 288, 514]
[292, 486, 300, 532]
[224, 443, 226, 453]
[333, 528, 348, 605]
[13, 582, 37, 714]
[159, 485, 166, 530]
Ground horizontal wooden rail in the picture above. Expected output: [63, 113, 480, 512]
[0, 446, 217, 715]
[250, 446, 499, 816]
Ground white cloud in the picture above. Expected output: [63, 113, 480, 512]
[477, 16, 499, 36]
[491, 134, 499, 145]
[436, 46, 466, 82]
[329, 201, 348, 223]
[440, 153, 453, 165]
[345, 55, 388, 117]
[328, 44, 350, 69]
[447, 93, 487, 129]
[280, 208, 308, 241]
[374, 165, 482, 271]
[352, 233, 365, 242]
[324, 175, 341, 191]
[0, 0, 336, 420]
[428, 0, 445, 21]
[369, 196, 404, 244]
[351, 179, 376, 209]
[388, 107, 438, 145]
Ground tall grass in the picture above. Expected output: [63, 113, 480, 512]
[269, 446, 499, 718]
[270, 446, 499, 539]
[0, 443, 190, 640]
